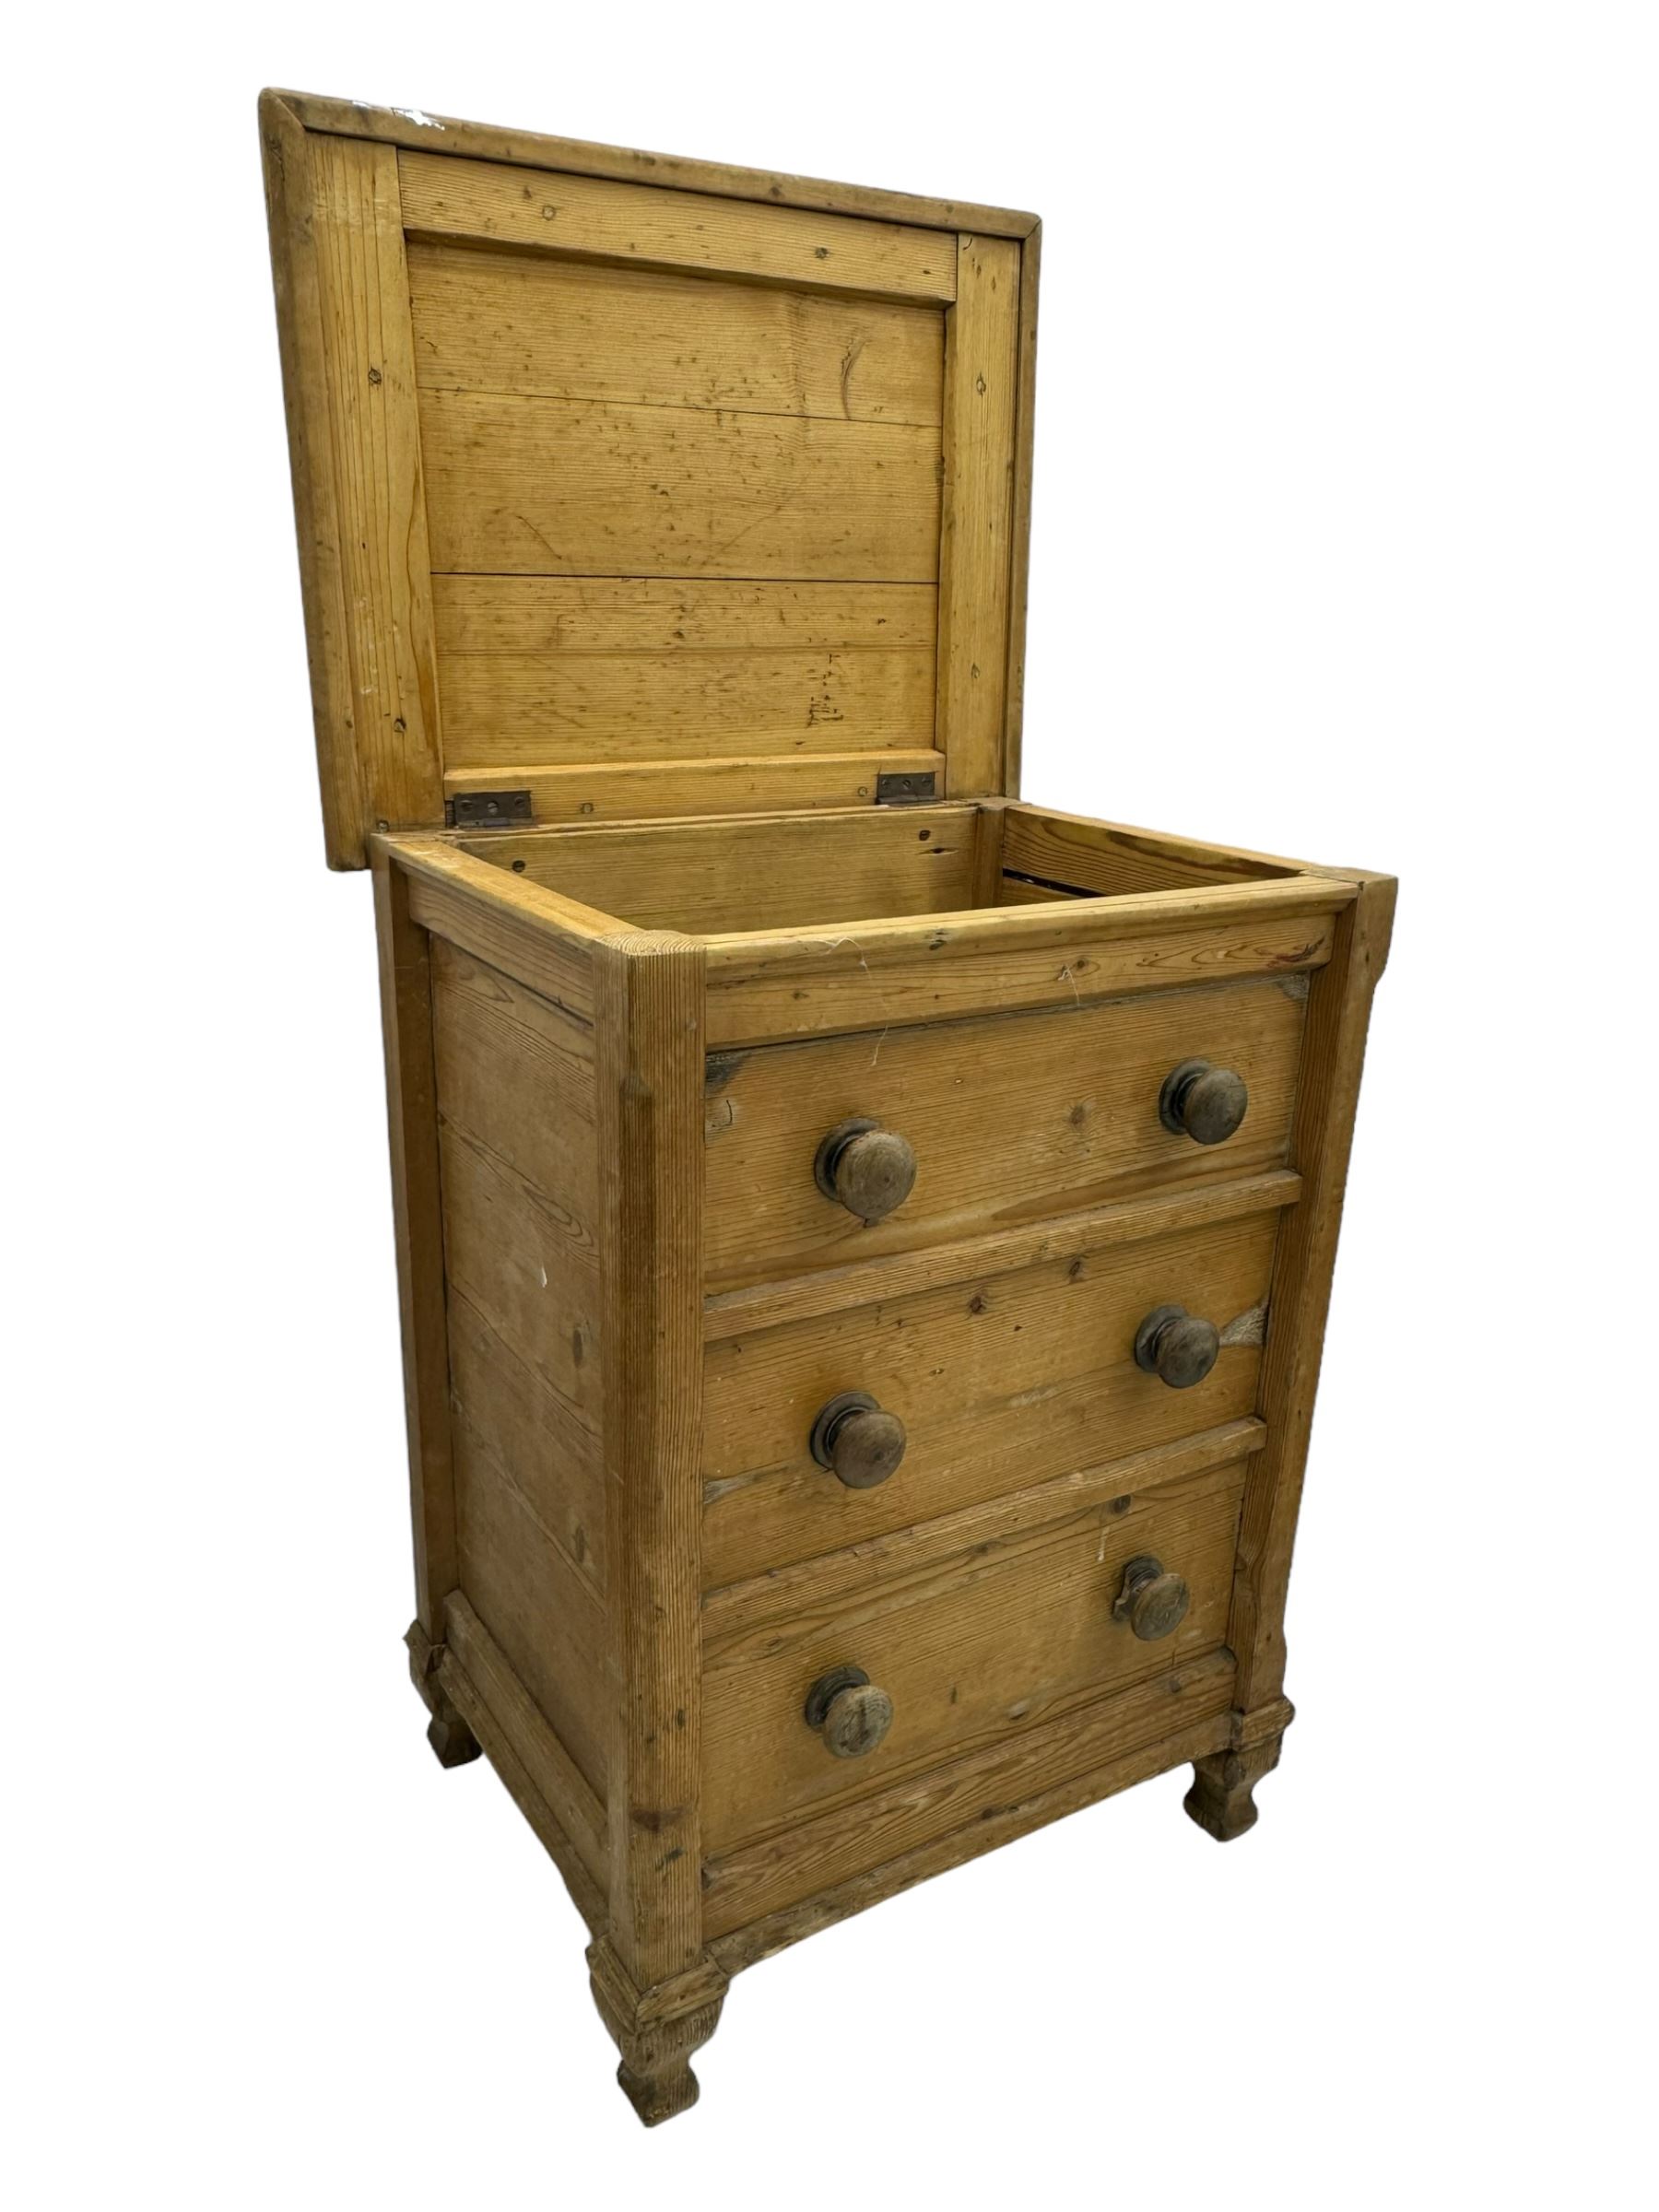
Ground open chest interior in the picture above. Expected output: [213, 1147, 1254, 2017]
[446, 802, 1302, 939]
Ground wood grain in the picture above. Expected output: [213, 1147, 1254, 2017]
[595, 935, 709, 1989]
[702, 974, 1308, 1284]
[389, 836, 614, 1025]
[399, 147, 959, 302]
[438, 1594, 609, 1898]
[937, 236, 1021, 797]
[703, 877, 1352, 1043]
[259, 92, 359, 866]
[1003, 804, 1305, 895]
[1231, 874, 1398, 1710]
[370, 850, 457, 1636]
[462, 805, 981, 935]
[701, 1212, 1278, 1584]
[705, 1659, 1235, 1947]
[408, 240, 945, 425]
[268, 90, 1041, 239]
[308, 134, 444, 843]
[702, 1458, 1246, 1854]
[443, 749, 947, 828]
[1002, 229, 1041, 794]
[418, 386, 943, 582]
[438, 641, 935, 767]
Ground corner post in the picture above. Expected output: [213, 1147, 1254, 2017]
[1229, 873, 1398, 1731]
[371, 845, 460, 1653]
[588, 931, 726, 2124]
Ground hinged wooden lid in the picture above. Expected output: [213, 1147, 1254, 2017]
[260, 91, 1041, 868]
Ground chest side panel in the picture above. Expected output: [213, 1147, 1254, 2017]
[428, 940, 611, 1820]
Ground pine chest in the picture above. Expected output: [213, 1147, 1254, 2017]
[260, 89, 1394, 2124]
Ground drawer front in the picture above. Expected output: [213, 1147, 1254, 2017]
[703, 975, 1306, 1288]
[704, 1209, 1278, 1587]
[701, 1456, 1246, 1859]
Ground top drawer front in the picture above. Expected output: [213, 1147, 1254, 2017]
[704, 975, 1306, 1288]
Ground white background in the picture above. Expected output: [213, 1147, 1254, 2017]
[8, 5, 1654, 2206]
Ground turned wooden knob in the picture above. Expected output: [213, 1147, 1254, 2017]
[1134, 1303, 1221, 1389]
[809, 1392, 908, 1489]
[1159, 1058, 1249, 1147]
[804, 1666, 894, 1759]
[814, 1118, 917, 1224]
[1112, 1554, 1191, 1641]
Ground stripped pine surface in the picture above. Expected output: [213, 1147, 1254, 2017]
[457, 805, 982, 935]
[702, 1457, 1248, 1854]
[702, 1210, 1278, 1585]
[398, 148, 960, 301]
[418, 388, 944, 582]
[702, 974, 1309, 1284]
[429, 941, 610, 1796]
[408, 241, 946, 425]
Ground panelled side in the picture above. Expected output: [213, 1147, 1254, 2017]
[428, 938, 612, 1811]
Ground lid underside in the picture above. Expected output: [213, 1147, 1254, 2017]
[260, 91, 1040, 866]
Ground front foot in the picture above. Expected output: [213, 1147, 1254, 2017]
[1184, 1734, 1283, 1841]
[406, 1622, 482, 1768]
[588, 1940, 727, 2127]
[425, 1689, 482, 1769]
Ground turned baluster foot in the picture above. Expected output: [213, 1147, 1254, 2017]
[588, 1939, 727, 2127]
[1184, 1732, 1285, 1841]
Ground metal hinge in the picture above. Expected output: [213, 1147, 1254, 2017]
[875, 771, 937, 806]
[445, 789, 534, 830]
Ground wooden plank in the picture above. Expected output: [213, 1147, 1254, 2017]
[703, 877, 1353, 1042]
[399, 147, 959, 302]
[431, 940, 597, 1201]
[307, 134, 444, 849]
[1231, 875, 1398, 1712]
[269, 91, 1041, 239]
[937, 235, 1021, 796]
[707, 1700, 1231, 1961]
[703, 1168, 1300, 1338]
[701, 1459, 1247, 1854]
[432, 576, 938, 656]
[449, 1291, 604, 1599]
[418, 387, 943, 581]
[258, 91, 360, 867]
[407, 241, 945, 425]
[444, 750, 947, 829]
[439, 644, 936, 767]
[703, 1418, 1266, 1640]
[595, 935, 708, 1989]
[370, 850, 457, 1636]
[1003, 805, 1305, 895]
[431, 942, 606, 1598]
[1002, 226, 1041, 795]
[387, 837, 615, 1023]
[701, 1214, 1277, 1586]
[441, 1593, 609, 1890]
[439, 1123, 601, 1424]
[464, 806, 980, 935]
[702, 974, 1309, 1285]
[453, 1402, 611, 1797]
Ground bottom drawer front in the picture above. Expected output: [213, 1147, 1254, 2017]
[701, 1456, 1247, 1859]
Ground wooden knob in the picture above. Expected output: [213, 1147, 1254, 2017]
[804, 1666, 894, 1759]
[1112, 1554, 1191, 1641]
[809, 1392, 908, 1489]
[1159, 1059, 1249, 1147]
[814, 1119, 917, 1224]
[1134, 1303, 1221, 1389]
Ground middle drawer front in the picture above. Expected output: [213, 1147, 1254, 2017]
[703, 1207, 1279, 1587]
[701, 1455, 1247, 1860]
